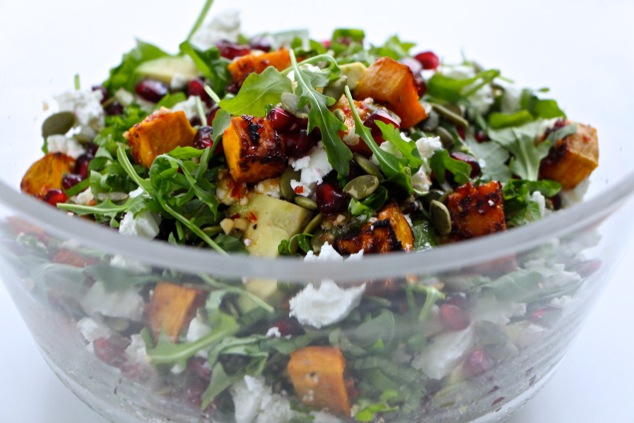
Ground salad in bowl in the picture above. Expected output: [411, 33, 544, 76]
[3, 1, 631, 422]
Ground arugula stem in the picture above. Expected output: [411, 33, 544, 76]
[116, 144, 153, 194]
[204, 85, 222, 104]
[280, 53, 339, 75]
[185, 0, 215, 43]
[416, 285, 446, 322]
[199, 275, 275, 313]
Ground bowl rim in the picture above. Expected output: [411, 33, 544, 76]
[2, 170, 634, 283]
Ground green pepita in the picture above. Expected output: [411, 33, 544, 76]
[432, 103, 469, 129]
[430, 200, 452, 236]
[280, 167, 301, 201]
[324, 76, 348, 101]
[353, 153, 384, 180]
[422, 110, 440, 132]
[202, 226, 223, 236]
[303, 213, 323, 234]
[421, 190, 446, 210]
[294, 196, 318, 211]
[41, 111, 75, 138]
[436, 126, 454, 148]
[281, 92, 309, 119]
[343, 175, 380, 200]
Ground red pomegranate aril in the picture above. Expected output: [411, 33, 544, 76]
[456, 127, 466, 140]
[267, 107, 296, 132]
[364, 109, 400, 143]
[268, 318, 304, 338]
[207, 106, 220, 124]
[85, 142, 99, 157]
[92, 85, 109, 104]
[316, 182, 348, 214]
[322, 39, 331, 49]
[62, 173, 83, 190]
[400, 57, 423, 75]
[439, 303, 471, 331]
[463, 348, 492, 378]
[105, 101, 124, 116]
[414, 51, 440, 70]
[215, 39, 251, 60]
[450, 151, 482, 178]
[135, 79, 169, 103]
[249, 35, 272, 52]
[414, 75, 427, 97]
[75, 154, 93, 179]
[42, 189, 68, 207]
[93, 336, 130, 368]
[475, 131, 489, 143]
[193, 126, 214, 150]
[187, 78, 214, 107]
[283, 129, 317, 159]
[188, 356, 211, 380]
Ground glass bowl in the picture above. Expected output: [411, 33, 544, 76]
[1, 0, 633, 422]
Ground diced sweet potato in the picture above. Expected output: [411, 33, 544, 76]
[20, 152, 75, 198]
[332, 95, 372, 156]
[223, 115, 286, 184]
[353, 57, 427, 129]
[287, 346, 353, 416]
[146, 282, 206, 340]
[228, 48, 291, 86]
[447, 181, 506, 241]
[539, 122, 599, 189]
[125, 108, 196, 168]
[335, 203, 414, 254]
[52, 249, 96, 268]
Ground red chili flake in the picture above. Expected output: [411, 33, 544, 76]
[246, 212, 258, 223]
[294, 186, 304, 194]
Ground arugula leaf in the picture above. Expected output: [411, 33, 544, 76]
[376, 122, 423, 171]
[185, 0, 216, 42]
[179, 41, 231, 93]
[289, 50, 351, 175]
[211, 108, 231, 146]
[104, 40, 170, 92]
[428, 150, 471, 185]
[411, 219, 437, 250]
[427, 69, 500, 104]
[463, 130, 512, 182]
[520, 88, 567, 120]
[155, 92, 187, 109]
[503, 179, 561, 227]
[370, 35, 415, 60]
[219, 67, 292, 117]
[344, 86, 413, 193]
[278, 233, 313, 256]
[349, 185, 388, 216]
[488, 110, 534, 129]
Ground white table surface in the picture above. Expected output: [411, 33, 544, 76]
[1, 235, 633, 423]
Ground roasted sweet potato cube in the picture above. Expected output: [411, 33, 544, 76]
[332, 95, 373, 156]
[228, 48, 291, 86]
[125, 108, 196, 168]
[20, 152, 75, 199]
[447, 181, 506, 241]
[287, 346, 353, 416]
[539, 122, 599, 189]
[146, 282, 206, 340]
[223, 115, 286, 184]
[335, 203, 414, 255]
[52, 249, 96, 268]
[353, 57, 427, 129]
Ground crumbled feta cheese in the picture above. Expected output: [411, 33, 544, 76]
[415, 135, 443, 160]
[560, 177, 590, 208]
[54, 89, 105, 138]
[47, 135, 86, 158]
[471, 295, 527, 325]
[77, 317, 113, 344]
[125, 334, 149, 365]
[313, 411, 343, 423]
[119, 211, 160, 239]
[255, 178, 281, 198]
[530, 191, 549, 219]
[170, 73, 190, 91]
[286, 64, 323, 90]
[171, 95, 206, 121]
[501, 86, 522, 113]
[288, 145, 332, 196]
[191, 9, 241, 49]
[73, 188, 94, 206]
[505, 321, 545, 348]
[129, 187, 147, 199]
[289, 280, 365, 328]
[231, 376, 294, 423]
[290, 179, 312, 197]
[80, 281, 144, 321]
[110, 254, 151, 274]
[412, 326, 475, 380]
[114, 88, 135, 107]
[266, 326, 282, 338]
[304, 241, 344, 262]
[411, 167, 433, 194]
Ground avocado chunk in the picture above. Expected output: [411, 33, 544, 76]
[135, 57, 199, 83]
[340, 62, 368, 90]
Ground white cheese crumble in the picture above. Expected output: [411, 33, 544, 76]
[289, 144, 332, 197]
[170, 73, 190, 91]
[231, 376, 294, 423]
[313, 411, 343, 423]
[171, 95, 206, 121]
[73, 188, 95, 206]
[46, 134, 86, 158]
[412, 326, 475, 380]
[125, 334, 149, 365]
[266, 326, 282, 338]
[255, 178, 281, 198]
[191, 9, 241, 50]
[110, 254, 151, 274]
[114, 88, 135, 107]
[415, 135, 443, 160]
[54, 89, 105, 138]
[77, 317, 113, 345]
[119, 211, 160, 239]
[80, 281, 144, 321]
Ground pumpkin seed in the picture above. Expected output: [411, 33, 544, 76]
[422, 110, 440, 132]
[281, 92, 309, 119]
[303, 213, 323, 234]
[324, 76, 348, 101]
[430, 200, 452, 236]
[436, 126, 454, 148]
[280, 167, 300, 201]
[343, 175, 379, 200]
[294, 196, 318, 211]
[421, 189, 445, 210]
[353, 153, 384, 180]
[432, 103, 469, 128]
[202, 226, 223, 236]
[333, 108, 346, 122]
[41, 111, 75, 138]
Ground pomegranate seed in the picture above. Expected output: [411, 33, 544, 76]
[105, 101, 124, 116]
[92, 85, 109, 104]
[414, 51, 440, 70]
[475, 131, 489, 143]
[187, 78, 214, 107]
[463, 348, 492, 378]
[215, 40, 251, 60]
[207, 106, 220, 124]
[135, 79, 168, 103]
[316, 182, 348, 213]
[93, 336, 130, 368]
[363, 109, 400, 143]
[322, 40, 331, 49]
[450, 152, 481, 178]
[42, 189, 68, 207]
[439, 303, 471, 331]
[189, 116, 202, 127]
[456, 127, 466, 140]
[267, 318, 304, 337]
[193, 126, 214, 150]
[444, 292, 469, 310]
[267, 107, 296, 132]
[85, 142, 99, 157]
[282, 129, 318, 159]
[400, 57, 423, 75]
[188, 357, 211, 380]
[62, 174, 83, 190]
[414, 75, 427, 97]
[249, 35, 272, 52]
[75, 154, 93, 179]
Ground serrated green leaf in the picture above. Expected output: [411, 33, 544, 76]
[219, 67, 292, 117]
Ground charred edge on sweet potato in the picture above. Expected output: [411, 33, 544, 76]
[446, 181, 507, 241]
[228, 48, 292, 87]
[146, 282, 207, 341]
[223, 115, 286, 184]
[20, 152, 75, 199]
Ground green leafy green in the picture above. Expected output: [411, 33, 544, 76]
[488, 121, 549, 181]
[503, 179, 561, 227]
[104, 40, 170, 92]
[185, 0, 216, 42]
[370, 35, 415, 60]
[427, 69, 500, 104]
[429, 150, 471, 185]
[463, 130, 512, 182]
[219, 67, 292, 117]
[349, 185, 388, 216]
[376, 121, 423, 171]
[155, 92, 187, 109]
[179, 41, 231, 93]
[290, 50, 351, 175]
[278, 233, 313, 256]
[411, 219, 437, 250]
[488, 110, 534, 129]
